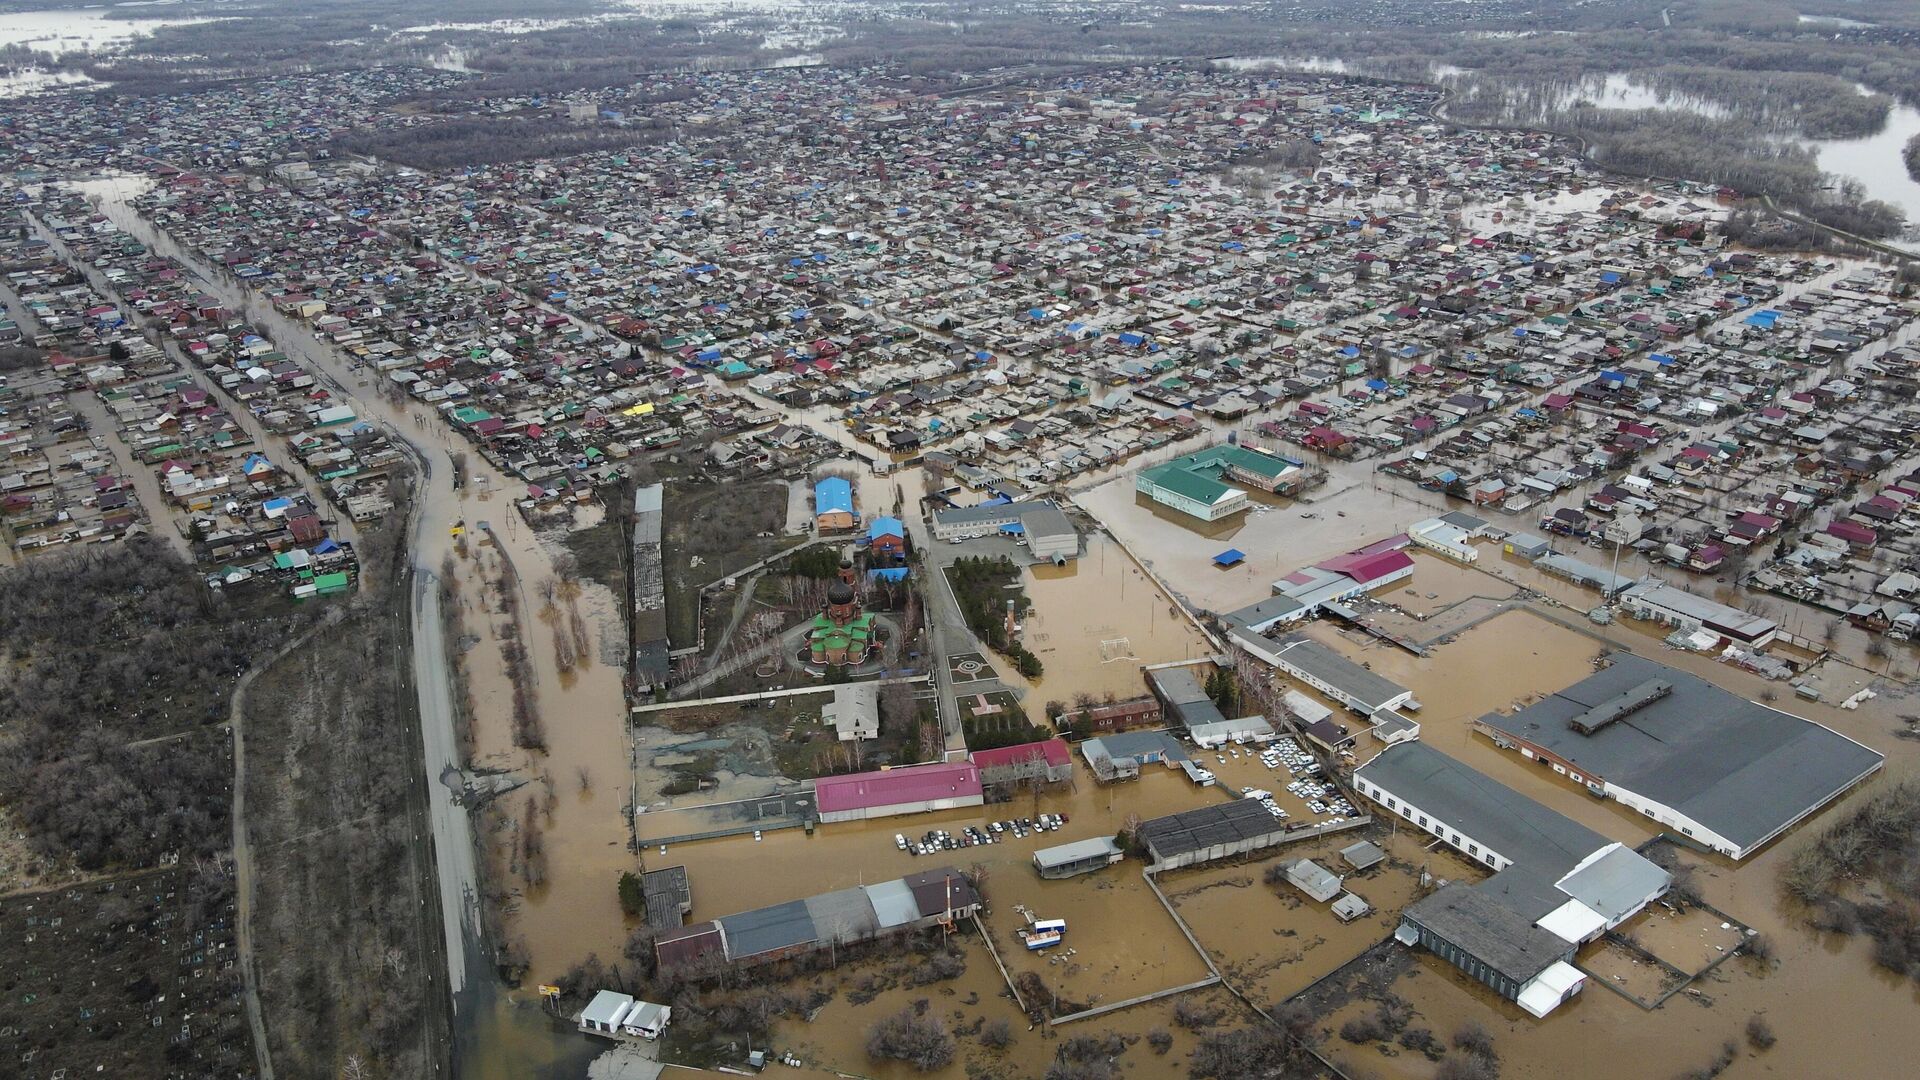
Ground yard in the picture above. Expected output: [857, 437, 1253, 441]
[660, 480, 797, 649]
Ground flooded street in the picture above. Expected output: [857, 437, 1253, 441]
[71, 176, 636, 1068]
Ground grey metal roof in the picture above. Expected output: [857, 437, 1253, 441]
[1267, 634, 1409, 712]
[1091, 730, 1191, 763]
[1287, 859, 1342, 901]
[719, 899, 816, 960]
[1151, 667, 1212, 707]
[1033, 836, 1122, 869]
[1478, 654, 1884, 851]
[862, 879, 920, 929]
[1225, 595, 1308, 630]
[1403, 883, 1571, 985]
[1139, 798, 1284, 860]
[1340, 840, 1387, 870]
[1556, 844, 1672, 923]
[1020, 503, 1076, 542]
[641, 865, 691, 929]
[804, 887, 880, 943]
[1357, 742, 1606, 878]
[632, 483, 663, 542]
[1152, 667, 1227, 730]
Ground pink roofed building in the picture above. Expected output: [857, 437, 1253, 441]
[815, 761, 983, 823]
[971, 738, 1073, 787]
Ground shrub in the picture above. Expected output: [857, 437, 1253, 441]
[1339, 1014, 1387, 1044]
[617, 872, 644, 917]
[1452, 1021, 1496, 1059]
[1436, 1056, 1499, 1080]
[866, 1006, 955, 1071]
[1146, 1028, 1173, 1054]
[979, 1018, 1013, 1050]
[1174, 997, 1226, 1030]
[1746, 1014, 1776, 1051]
[1399, 1027, 1443, 1059]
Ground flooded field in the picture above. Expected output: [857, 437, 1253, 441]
[1007, 533, 1214, 718]
[1169, 828, 1483, 1005]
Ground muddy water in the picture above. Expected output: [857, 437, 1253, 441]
[660, 759, 1289, 1075]
[1168, 828, 1484, 1004]
[1288, 596, 1920, 1080]
[1004, 534, 1213, 719]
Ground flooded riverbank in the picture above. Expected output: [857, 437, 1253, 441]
[66, 174, 636, 1072]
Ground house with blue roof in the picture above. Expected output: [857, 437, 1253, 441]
[815, 477, 856, 531]
[867, 515, 907, 562]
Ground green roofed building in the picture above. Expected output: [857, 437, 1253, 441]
[1135, 443, 1306, 521]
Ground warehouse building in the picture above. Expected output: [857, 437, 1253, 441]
[630, 484, 671, 691]
[1408, 511, 1492, 563]
[814, 761, 983, 823]
[929, 499, 1080, 562]
[1226, 543, 1418, 632]
[1234, 632, 1417, 716]
[1475, 654, 1882, 859]
[1138, 797, 1295, 870]
[655, 867, 981, 969]
[1618, 580, 1778, 647]
[1355, 743, 1671, 1018]
[1033, 836, 1126, 879]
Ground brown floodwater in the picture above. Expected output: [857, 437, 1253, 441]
[1004, 533, 1215, 719]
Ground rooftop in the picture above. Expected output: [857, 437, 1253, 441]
[814, 761, 982, 813]
[1139, 798, 1286, 861]
[1358, 741, 1608, 878]
[1477, 654, 1883, 852]
[1261, 633, 1410, 712]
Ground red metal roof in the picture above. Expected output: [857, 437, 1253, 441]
[1316, 548, 1414, 585]
[971, 738, 1070, 770]
[814, 762, 981, 813]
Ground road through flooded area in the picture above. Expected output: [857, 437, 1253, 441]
[71, 176, 639, 1066]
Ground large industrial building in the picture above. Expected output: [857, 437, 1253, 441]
[1475, 654, 1882, 859]
[1618, 580, 1779, 647]
[1355, 742, 1671, 1018]
[1148, 666, 1274, 747]
[1033, 836, 1126, 879]
[1233, 632, 1417, 717]
[813, 761, 983, 823]
[655, 867, 981, 969]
